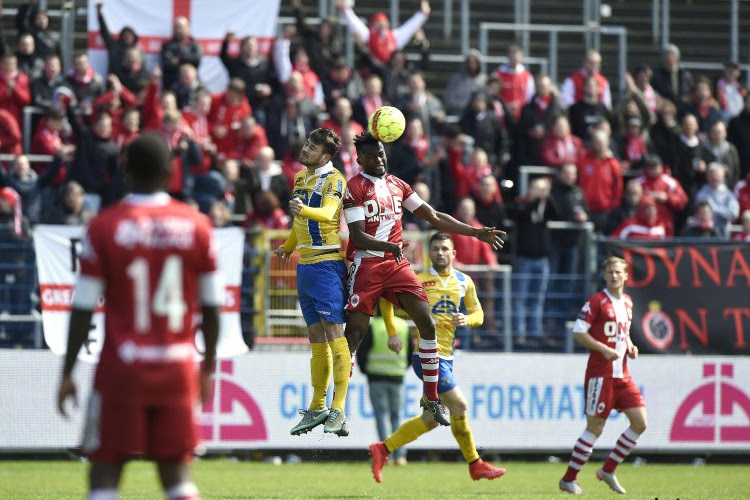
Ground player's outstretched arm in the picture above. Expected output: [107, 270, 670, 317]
[57, 308, 94, 417]
[412, 204, 506, 250]
[274, 228, 298, 264]
[348, 220, 408, 262]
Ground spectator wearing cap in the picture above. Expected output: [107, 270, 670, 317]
[444, 49, 486, 116]
[694, 162, 740, 237]
[292, 0, 343, 76]
[680, 201, 722, 238]
[632, 154, 688, 236]
[702, 120, 741, 188]
[680, 75, 722, 135]
[577, 129, 623, 232]
[610, 196, 667, 240]
[568, 76, 611, 142]
[335, 0, 431, 64]
[321, 56, 364, 112]
[14, 1, 60, 59]
[617, 117, 653, 174]
[560, 49, 611, 109]
[716, 61, 746, 121]
[515, 74, 563, 166]
[220, 33, 274, 122]
[95, 2, 139, 76]
[651, 44, 694, 105]
[540, 115, 583, 169]
[160, 16, 202, 90]
[728, 94, 750, 177]
[0, 54, 31, 129]
[492, 44, 535, 120]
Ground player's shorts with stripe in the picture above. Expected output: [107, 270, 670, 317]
[411, 355, 458, 394]
[584, 376, 644, 418]
[81, 390, 197, 463]
[297, 259, 347, 325]
[345, 257, 428, 315]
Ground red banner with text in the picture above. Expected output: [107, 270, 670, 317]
[603, 241, 750, 355]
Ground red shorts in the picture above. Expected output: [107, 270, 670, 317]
[584, 376, 644, 418]
[345, 257, 428, 315]
[81, 389, 197, 463]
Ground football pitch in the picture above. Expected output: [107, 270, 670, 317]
[1, 459, 749, 500]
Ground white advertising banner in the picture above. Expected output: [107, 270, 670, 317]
[2, 351, 749, 452]
[32, 225, 248, 363]
[87, 0, 282, 93]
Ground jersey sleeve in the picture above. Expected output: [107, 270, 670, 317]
[573, 295, 598, 334]
[324, 173, 345, 201]
[343, 180, 365, 223]
[395, 176, 424, 213]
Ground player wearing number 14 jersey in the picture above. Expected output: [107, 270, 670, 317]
[341, 132, 506, 434]
[57, 133, 222, 500]
[559, 256, 647, 496]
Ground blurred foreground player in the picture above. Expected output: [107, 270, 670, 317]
[559, 256, 647, 495]
[369, 233, 506, 483]
[57, 133, 222, 500]
[339, 131, 505, 434]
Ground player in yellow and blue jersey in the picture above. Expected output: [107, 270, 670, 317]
[369, 233, 507, 483]
[274, 128, 351, 437]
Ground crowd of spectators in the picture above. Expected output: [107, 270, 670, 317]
[1, 1, 749, 343]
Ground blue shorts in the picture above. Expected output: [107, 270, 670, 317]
[411, 355, 457, 394]
[297, 260, 347, 326]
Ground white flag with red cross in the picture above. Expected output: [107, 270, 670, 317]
[87, 0, 281, 93]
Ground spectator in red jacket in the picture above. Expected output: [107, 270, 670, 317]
[92, 74, 136, 124]
[733, 169, 750, 218]
[731, 209, 750, 241]
[244, 190, 290, 230]
[0, 54, 32, 129]
[142, 67, 181, 131]
[0, 108, 23, 155]
[577, 129, 623, 231]
[611, 196, 667, 240]
[560, 49, 611, 109]
[632, 154, 688, 236]
[450, 197, 498, 266]
[31, 109, 75, 185]
[209, 78, 253, 155]
[319, 96, 364, 138]
[540, 115, 584, 169]
[225, 115, 269, 165]
[492, 44, 535, 120]
[112, 108, 140, 151]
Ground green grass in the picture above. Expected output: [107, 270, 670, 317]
[0, 459, 748, 500]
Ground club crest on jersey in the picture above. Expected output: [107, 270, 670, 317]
[349, 294, 360, 307]
[313, 178, 324, 194]
[597, 401, 606, 414]
[608, 309, 615, 318]
[388, 183, 399, 195]
[366, 188, 375, 197]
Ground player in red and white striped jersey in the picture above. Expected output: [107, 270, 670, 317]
[342, 131, 505, 433]
[559, 256, 647, 496]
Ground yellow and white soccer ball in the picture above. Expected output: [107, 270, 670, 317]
[368, 105, 406, 142]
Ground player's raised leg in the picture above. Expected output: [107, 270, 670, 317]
[396, 292, 449, 426]
[597, 406, 647, 495]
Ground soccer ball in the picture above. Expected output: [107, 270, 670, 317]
[368, 106, 406, 142]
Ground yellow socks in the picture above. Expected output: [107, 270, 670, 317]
[329, 337, 351, 412]
[385, 415, 431, 452]
[451, 414, 479, 463]
[309, 342, 332, 410]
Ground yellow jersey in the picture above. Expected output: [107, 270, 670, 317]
[287, 162, 346, 264]
[417, 267, 484, 359]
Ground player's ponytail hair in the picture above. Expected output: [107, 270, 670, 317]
[309, 127, 342, 158]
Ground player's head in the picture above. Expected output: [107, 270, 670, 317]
[429, 232, 456, 272]
[602, 256, 628, 292]
[354, 132, 386, 177]
[122, 132, 172, 193]
[299, 127, 341, 169]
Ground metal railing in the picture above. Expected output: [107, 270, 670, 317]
[405, 52, 550, 79]
[478, 22, 628, 94]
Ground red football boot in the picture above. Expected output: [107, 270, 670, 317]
[469, 459, 507, 481]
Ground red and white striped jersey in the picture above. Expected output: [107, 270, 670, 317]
[343, 172, 423, 260]
[573, 289, 633, 379]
